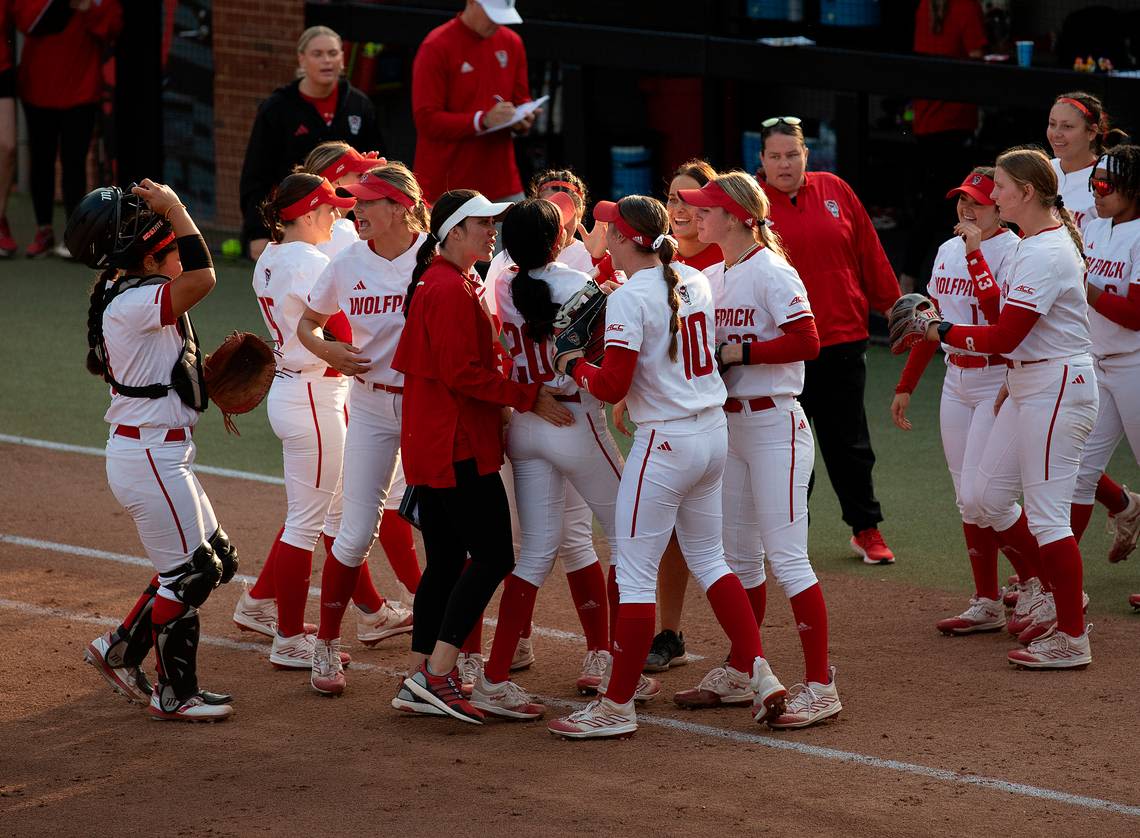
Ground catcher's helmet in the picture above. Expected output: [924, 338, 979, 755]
[65, 186, 172, 270]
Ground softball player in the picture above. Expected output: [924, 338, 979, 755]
[299, 141, 380, 258]
[891, 168, 1025, 635]
[547, 195, 783, 739]
[1048, 91, 1128, 231]
[298, 163, 429, 695]
[922, 147, 1097, 669]
[70, 179, 235, 721]
[679, 172, 840, 728]
[1071, 146, 1140, 587]
[471, 198, 626, 720]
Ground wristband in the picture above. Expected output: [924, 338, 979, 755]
[741, 340, 751, 365]
[177, 234, 213, 271]
[936, 321, 954, 342]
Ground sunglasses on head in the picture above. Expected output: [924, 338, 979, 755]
[1090, 177, 1115, 197]
[761, 116, 802, 129]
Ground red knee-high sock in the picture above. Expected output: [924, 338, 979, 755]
[745, 582, 768, 626]
[963, 523, 1000, 600]
[317, 553, 362, 641]
[995, 512, 1044, 587]
[1096, 473, 1128, 514]
[606, 564, 620, 650]
[1039, 537, 1085, 636]
[351, 558, 385, 614]
[1070, 503, 1095, 543]
[789, 583, 831, 685]
[275, 542, 314, 637]
[566, 563, 609, 651]
[120, 575, 159, 629]
[706, 574, 762, 671]
[378, 513, 422, 594]
[485, 575, 538, 683]
[606, 602, 656, 704]
[249, 527, 285, 599]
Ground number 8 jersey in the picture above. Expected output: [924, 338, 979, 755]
[603, 262, 727, 424]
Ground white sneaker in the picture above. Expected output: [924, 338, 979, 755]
[575, 649, 611, 695]
[149, 689, 234, 722]
[768, 666, 843, 729]
[51, 242, 73, 260]
[457, 652, 484, 696]
[1017, 591, 1057, 645]
[1009, 626, 1092, 669]
[356, 601, 413, 646]
[936, 596, 1007, 635]
[673, 664, 755, 709]
[470, 675, 545, 720]
[1108, 488, 1140, 563]
[84, 632, 152, 704]
[311, 638, 346, 695]
[511, 633, 536, 672]
[232, 587, 278, 638]
[270, 632, 351, 670]
[1007, 577, 1044, 635]
[548, 697, 637, 739]
[750, 657, 788, 723]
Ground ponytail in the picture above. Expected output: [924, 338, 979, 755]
[85, 268, 118, 376]
[611, 195, 680, 361]
[503, 199, 562, 341]
[404, 189, 481, 317]
[404, 234, 438, 317]
[1055, 202, 1085, 260]
[657, 236, 682, 362]
[260, 172, 325, 244]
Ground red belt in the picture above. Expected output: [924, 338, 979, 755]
[354, 377, 404, 394]
[947, 353, 1005, 369]
[554, 393, 581, 403]
[114, 425, 187, 442]
[283, 367, 342, 378]
[724, 396, 776, 414]
[1004, 358, 1049, 368]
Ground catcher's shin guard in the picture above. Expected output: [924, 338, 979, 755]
[104, 577, 159, 669]
[209, 527, 240, 584]
[153, 606, 203, 711]
[159, 541, 223, 607]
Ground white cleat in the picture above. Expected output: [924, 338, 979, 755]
[149, 689, 234, 722]
[84, 632, 152, 705]
[768, 667, 843, 729]
[271, 632, 351, 670]
[750, 657, 788, 724]
[936, 596, 1007, 635]
[356, 601, 413, 646]
[470, 675, 545, 720]
[1108, 488, 1140, 563]
[310, 638, 346, 695]
[511, 633, 536, 672]
[1008, 627, 1092, 670]
[575, 649, 611, 695]
[548, 697, 637, 739]
[232, 587, 278, 638]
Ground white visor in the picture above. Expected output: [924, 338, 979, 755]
[438, 195, 514, 242]
[477, 0, 523, 25]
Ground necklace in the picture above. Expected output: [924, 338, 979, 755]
[726, 241, 761, 269]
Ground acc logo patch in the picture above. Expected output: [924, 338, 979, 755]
[824, 199, 840, 219]
[348, 115, 362, 135]
[606, 323, 625, 332]
[789, 294, 806, 306]
[1013, 284, 1036, 295]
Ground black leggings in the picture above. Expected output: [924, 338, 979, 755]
[411, 459, 515, 655]
[23, 102, 98, 226]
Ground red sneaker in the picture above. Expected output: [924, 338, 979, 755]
[0, 218, 16, 257]
[403, 662, 484, 724]
[850, 528, 895, 565]
[26, 227, 54, 258]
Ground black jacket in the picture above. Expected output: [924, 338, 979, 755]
[238, 78, 383, 242]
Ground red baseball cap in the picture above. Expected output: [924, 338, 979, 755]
[320, 148, 384, 183]
[545, 191, 577, 227]
[946, 172, 996, 205]
[593, 200, 655, 247]
[676, 180, 756, 227]
[280, 179, 356, 221]
[336, 170, 416, 209]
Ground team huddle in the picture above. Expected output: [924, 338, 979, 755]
[67, 87, 1140, 739]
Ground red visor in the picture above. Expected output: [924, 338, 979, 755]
[280, 180, 357, 221]
[593, 200, 653, 247]
[335, 171, 416, 209]
[676, 181, 756, 227]
[319, 148, 384, 183]
[539, 179, 583, 198]
[545, 191, 577, 227]
[946, 172, 996, 205]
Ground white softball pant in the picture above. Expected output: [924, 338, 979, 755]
[499, 458, 596, 573]
[1073, 351, 1140, 504]
[331, 380, 401, 568]
[506, 395, 625, 588]
[266, 375, 349, 550]
[722, 397, 816, 598]
[105, 429, 217, 601]
[974, 357, 1098, 545]
[615, 408, 733, 604]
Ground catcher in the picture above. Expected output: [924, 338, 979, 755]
[68, 179, 249, 722]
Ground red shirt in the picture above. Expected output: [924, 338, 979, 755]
[0, 1, 12, 74]
[676, 243, 723, 272]
[412, 15, 530, 202]
[762, 172, 900, 347]
[16, 0, 122, 108]
[393, 256, 539, 488]
[300, 87, 338, 126]
[912, 0, 986, 136]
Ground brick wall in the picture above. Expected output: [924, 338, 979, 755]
[212, 0, 305, 232]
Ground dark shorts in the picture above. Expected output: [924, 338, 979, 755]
[0, 67, 15, 100]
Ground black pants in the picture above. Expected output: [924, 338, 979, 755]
[23, 102, 97, 227]
[411, 459, 515, 655]
[903, 130, 974, 286]
[798, 339, 883, 535]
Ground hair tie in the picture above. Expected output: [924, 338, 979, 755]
[651, 233, 677, 252]
[760, 218, 774, 228]
[1053, 194, 1065, 210]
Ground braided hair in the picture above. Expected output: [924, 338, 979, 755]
[614, 196, 682, 361]
[504, 199, 563, 342]
[997, 145, 1084, 258]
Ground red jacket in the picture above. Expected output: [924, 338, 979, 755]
[393, 256, 539, 488]
[912, 0, 986, 136]
[412, 15, 530, 202]
[0, 0, 12, 74]
[16, 0, 121, 108]
[762, 172, 900, 347]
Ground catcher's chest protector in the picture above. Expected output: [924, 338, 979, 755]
[97, 275, 209, 412]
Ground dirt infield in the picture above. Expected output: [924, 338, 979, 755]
[2, 440, 1139, 836]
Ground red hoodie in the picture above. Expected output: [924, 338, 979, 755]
[16, 0, 121, 108]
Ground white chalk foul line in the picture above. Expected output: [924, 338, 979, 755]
[4, 595, 1138, 821]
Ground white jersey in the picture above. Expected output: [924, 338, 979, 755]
[603, 262, 727, 424]
[1082, 216, 1140, 357]
[1001, 225, 1092, 361]
[493, 260, 592, 393]
[1051, 158, 1097, 231]
[560, 238, 595, 274]
[307, 234, 425, 387]
[708, 246, 813, 398]
[319, 216, 359, 260]
[928, 230, 1018, 355]
[252, 241, 332, 373]
[102, 279, 200, 429]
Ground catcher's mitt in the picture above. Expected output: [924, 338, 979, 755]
[888, 293, 942, 356]
[204, 331, 276, 434]
[551, 280, 607, 374]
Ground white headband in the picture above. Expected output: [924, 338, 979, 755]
[437, 194, 514, 243]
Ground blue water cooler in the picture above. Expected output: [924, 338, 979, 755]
[820, 0, 880, 27]
[611, 146, 652, 200]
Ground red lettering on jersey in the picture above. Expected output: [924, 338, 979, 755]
[349, 295, 405, 316]
[715, 308, 757, 328]
[606, 323, 625, 332]
[1013, 284, 1036, 295]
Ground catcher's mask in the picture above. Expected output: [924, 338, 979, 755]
[66, 185, 173, 270]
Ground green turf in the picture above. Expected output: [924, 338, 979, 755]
[2, 195, 1138, 612]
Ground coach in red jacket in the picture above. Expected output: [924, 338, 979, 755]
[411, 0, 535, 204]
[759, 117, 901, 565]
